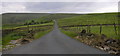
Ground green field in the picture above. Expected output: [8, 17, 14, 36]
[2, 13, 81, 29]
[1, 12, 120, 50]
[2, 13, 81, 47]
[58, 13, 118, 26]
[2, 13, 51, 24]
[2, 13, 81, 49]
[2, 13, 81, 25]
[58, 12, 119, 39]
[3, 22, 53, 30]
[2, 13, 55, 48]
[2, 23, 53, 46]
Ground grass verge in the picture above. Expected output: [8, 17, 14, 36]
[34, 29, 52, 39]
[60, 28, 77, 38]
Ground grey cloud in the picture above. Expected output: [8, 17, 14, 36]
[24, 2, 95, 12]
[24, 2, 117, 13]
[2, 2, 118, 13]
[25, 2, 68, 11]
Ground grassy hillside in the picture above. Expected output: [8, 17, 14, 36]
[2, 13, 54, 50]
[58, 12, 119, 39]
[2, 13, 81, 24]
[58, 12, 118, 26]
[2, 13, 81, 29]
[2, 13, 51, 24]
[39, 13, 82, 20]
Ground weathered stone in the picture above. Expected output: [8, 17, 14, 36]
[98, 46, 104, 50]
[76, 36, 80, 39]
[86, 33, 95, 38]
[9, 40, 17, 44]
[75, 32, 120, 55]
[81, 29, 86, 34]
[15, 44, 21, 46]
[105, 39, 116, 44]
[101, 34, 107, 39]
[108, 50, 118, 54]
[80, 29, 86, 36]
[21, 39, 30, 44]
[103, 46, 110, 51]
[15, 38, 23, 44]
[116, 39, 120, 45]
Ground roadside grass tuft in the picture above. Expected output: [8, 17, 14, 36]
[34, 30, 52, 39]
[60, 29, 78, 38]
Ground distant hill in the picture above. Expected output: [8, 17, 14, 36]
[2, 13, 81, 25]
[40, 13, 82, 20]
[2, 13, 51, 24]
[58, 12, 119, 26]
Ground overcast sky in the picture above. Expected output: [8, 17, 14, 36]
[1, 0, 120, 14]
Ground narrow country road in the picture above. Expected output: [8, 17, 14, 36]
[3, 20, 107, 54]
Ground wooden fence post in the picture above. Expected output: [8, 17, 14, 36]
[87, 26, 88, 33]
[113, 23, 117, 35]
[27, 25, 30, 33]
[87, 25, 91, 33]
[77, 26, 79, 33]
[89, 26, 91, 33]
[100, 24, 102, 34]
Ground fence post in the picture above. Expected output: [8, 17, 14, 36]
[27, 25, 29, 33]
[100, 24, 102, 34]
[87, 26, 89, 33]
[113, 23, 117, 35]
[89, 25, 91, 33]
[77, 26, 79, 33]
[77, 26, 79, 35]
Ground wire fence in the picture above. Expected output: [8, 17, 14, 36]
[2, 25, 53, 37]
[61, 23, 120, 38]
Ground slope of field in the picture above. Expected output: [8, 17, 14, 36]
[2, 13, 81, 24]
[58, 12, 119, 39]
[2, 13, 54, 50]
[39, 13, 82, 20]
[2, 13, 81, 29]
[2, 13, 51, 24]
[58, 12, 118, 26]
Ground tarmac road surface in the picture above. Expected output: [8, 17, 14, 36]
[3, 20, 107, 54]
